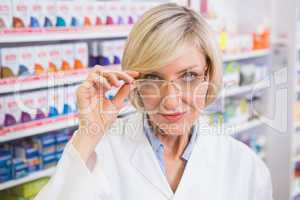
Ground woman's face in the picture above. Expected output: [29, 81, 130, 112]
[137, 45, 209, 135]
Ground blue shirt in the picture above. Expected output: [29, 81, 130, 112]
[143, 113, 198, 175]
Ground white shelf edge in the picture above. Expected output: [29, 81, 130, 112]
[0, 115, 79, 143]
[222, 81, 269, 97]
[0, 167, 55, 191]
[0, 26, 132, 43]
[223, 49, 270, 62]
[0, 105, 135, 143]
[212, 119, 263, 135]
[0, 65, 121, 94]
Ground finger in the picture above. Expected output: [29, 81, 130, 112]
[114, 71, 136, 83]
[88, 73, 112, 91]
[111, 83, 130, 110]
[124, 70, 140, 78]
[102, 72, 121, 87]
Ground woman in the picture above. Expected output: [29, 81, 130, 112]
[36, 3, 273, 200]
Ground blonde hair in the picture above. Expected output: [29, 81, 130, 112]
[122, 3, 222, 107]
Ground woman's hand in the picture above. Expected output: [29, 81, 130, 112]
[72, 66, 140, 162]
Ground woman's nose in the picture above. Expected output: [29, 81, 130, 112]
[160, 83, 181, 111]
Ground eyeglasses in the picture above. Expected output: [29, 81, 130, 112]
[131, 70, 208, 96]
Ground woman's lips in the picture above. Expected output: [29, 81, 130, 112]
[160, 112, 186, 122]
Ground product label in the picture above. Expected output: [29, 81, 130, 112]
[13, 0, 29, 28]
[0, 0, 12, 29]
[74, 43, 88, 68]
[1, 48, 19, 77]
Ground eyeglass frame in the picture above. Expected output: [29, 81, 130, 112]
[131, 67, 209, 93]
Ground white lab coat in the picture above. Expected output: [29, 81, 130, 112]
[35, 112, 273, 200]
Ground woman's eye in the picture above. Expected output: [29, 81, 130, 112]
[143, 74, 161, 80]
[182, 72, 198, 82]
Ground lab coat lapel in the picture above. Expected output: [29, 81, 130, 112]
[128, 113, 173, 199]
[174, 116, 223, 199]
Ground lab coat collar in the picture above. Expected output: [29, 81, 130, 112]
[129, 112, 216, 198]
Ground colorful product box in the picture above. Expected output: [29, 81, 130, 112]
[33, 134, 56, 156]
[56, 1, 71, 27]
[55, 87, 66, 115]
[98, 41, 114, 66]
[74, 42, 88, 69]
[55, 130, 70, 160]
[61, 44, 74, 71]
[42, 153, 57, 169]
[34, 90, 49, 120]
[48, 45, 62, 73]
[19, 47, 35, 76]
[62, 85, 77, 115]
[88, 41, 99, 66]
[12, 0, 30, 28]
[43, 1, 57, 27]
[1, 48, 20, 78]
[19, 91, 37, 123]
[29, 0, 44, 28]
[47, 88, 61, 117]
[115, 2, 125, 25]
[128, 3, 139, 24]
[0, 147, 12, 183]
[83, 2, 97, 27]
[0, 97, 5, 127]
[12, 158, 28, 179]
[106, 1, 118, 25]
[70, 2, 83, 27]
[34, 46, 50, 75]
[14, 141, 41, 173]
[0, 0, 12, 29]
[95, 2, 106, 26]
[3, 94, 21, 126]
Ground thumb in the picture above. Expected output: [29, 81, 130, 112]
[111, 83, 131, 110]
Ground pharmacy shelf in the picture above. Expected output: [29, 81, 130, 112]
[0, 167, 55, 191]
[0, 65, 121, 94]
[223, 49, 270, 62]
[222, 81, 269, 97]
[0, 105, 135, 143]
[0, 114, 79, 143]
[0, 26, 132, 43]
[213, 119, 263, 135]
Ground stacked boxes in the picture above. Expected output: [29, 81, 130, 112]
[89, 39, 126, 66]
[0, 43, 88, 78]
[0, 128, 74, 183]
[0, 1, 159, 29]
[1, 84, 78, 128]
[0, 145, 12, 183]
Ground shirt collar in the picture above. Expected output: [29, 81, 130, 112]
[143, 113, 198, 161]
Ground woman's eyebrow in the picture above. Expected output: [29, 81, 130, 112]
[176, 65, 202, 74]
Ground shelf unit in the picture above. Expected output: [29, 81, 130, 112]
[0, 1, 273, 192]
[266, 0, 300, 199]
[0, 168, 56, 191]
[222, 49, 270, 62]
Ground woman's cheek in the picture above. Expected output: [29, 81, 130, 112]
[142, 98, 161, 112]
[190, 83, 209, 111]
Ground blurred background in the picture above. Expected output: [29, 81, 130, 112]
[0, 0, 298, 199]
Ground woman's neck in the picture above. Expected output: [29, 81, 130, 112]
[153, 124, 192, 159]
